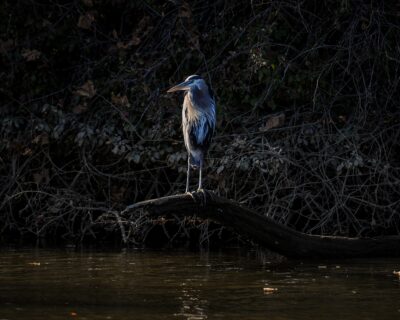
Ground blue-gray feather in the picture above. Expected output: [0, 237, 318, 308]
[167, 74, 216, 191]
[182, 82, 216, 168]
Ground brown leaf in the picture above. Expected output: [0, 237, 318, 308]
[259, 113, 285, 131]
[22, 148, 33, 156]
[189, 34, 200, 50]
[21, 49, 41, 61]
[82, 0, 93, 7]
[179, 1, 192, 18]
[112, 29, 118, 39]
[111, 93, 130, 107]
[116, 34, 141, 49]
[138, 16, 151, 31]
[131, 35, 141, 46]
[116, 41, 126, 49]
[0, 39, 14, 54]
[41, 133, 49, 145]
[217, 165, 224, 174]
[33, 169, 49, 184]
[74, 80, 96, 98]
[177, 2, 199, 49]
[72, 104, 89, 114]
[33, 173, 43, 184]
[111, 186, 126, 201]
[77, 12, 95, 29]
[32, 133, 49, 145]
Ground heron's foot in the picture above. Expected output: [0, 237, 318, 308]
[185, 190, 196, 201]
[196, 188, 207, 206]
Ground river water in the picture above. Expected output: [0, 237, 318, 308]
[0, 248, 399, 319]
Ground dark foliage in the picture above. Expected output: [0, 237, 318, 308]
[1, 0, 400, 244]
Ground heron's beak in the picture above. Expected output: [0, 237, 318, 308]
[167, 80, 192, 93]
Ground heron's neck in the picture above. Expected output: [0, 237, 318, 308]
[183, 93, 215, 130]
[183, 95, 202, 122]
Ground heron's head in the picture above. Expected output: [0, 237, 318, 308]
[167, 75, 207, 93]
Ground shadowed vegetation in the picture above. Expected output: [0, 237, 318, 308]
[1, 0, 400, 245]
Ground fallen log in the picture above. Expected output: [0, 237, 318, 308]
[123, 190, 400, 258]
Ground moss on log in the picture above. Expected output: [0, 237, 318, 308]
[124, 190, 400, 258]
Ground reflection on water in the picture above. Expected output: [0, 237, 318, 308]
[0, 248, 399, 319]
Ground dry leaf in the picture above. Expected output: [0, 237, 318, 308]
[41, 133, 49, 145]
[33, 169, 49, 184]
[77, 12, 95, 29]
[177, 2, 199, 49]
[82, 0, 93, 7]
[217, 165, 224, 174]
[189, 34, 200, 50]
[0, 39, 14, 54]
[32, 136, 41, 145]
[32, 133, 49, 145]
[111, 186, 126, 202]
[131, 35, 141, 46]
[74, 80, 96, 98]
[112, 29, 118, 39]
[266, 113, 285, 130]
[33, 173, 43, 184]
[138, 16, 150, 28]
[111, 93, 130, 107]
[116, 35, 141, 49]
[21, 49, 41, 61]
[259, 113, 285, 131]
[179, 1, 192, 18]
[22, 148, 33, 156]
[73, 104, 89, 114]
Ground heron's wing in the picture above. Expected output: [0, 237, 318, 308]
[189, 117, 214, 151]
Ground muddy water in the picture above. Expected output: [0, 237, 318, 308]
[0, 248, 399, 319]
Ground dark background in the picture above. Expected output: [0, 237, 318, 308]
[1, 0, 399, 245]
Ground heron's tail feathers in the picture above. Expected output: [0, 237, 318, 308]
[189, 151, 203, 169]
[190, 154, 200, 168]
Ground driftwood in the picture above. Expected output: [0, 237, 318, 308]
[124, 190, 400, 258]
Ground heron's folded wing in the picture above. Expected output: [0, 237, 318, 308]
[189, 118, 214, 151]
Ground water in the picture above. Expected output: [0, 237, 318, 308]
[0, 248, 399, 320]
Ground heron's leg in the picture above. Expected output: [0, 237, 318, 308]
[198, 158, 203, 191]
[196, 157, 207, 205]
[186, 156, 190, 193]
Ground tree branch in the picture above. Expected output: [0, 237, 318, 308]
[123, 190, 400, 258]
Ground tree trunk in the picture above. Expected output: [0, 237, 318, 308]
[123, 190, 400, 258]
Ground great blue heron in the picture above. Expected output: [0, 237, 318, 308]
[167, 75, 216, 192]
